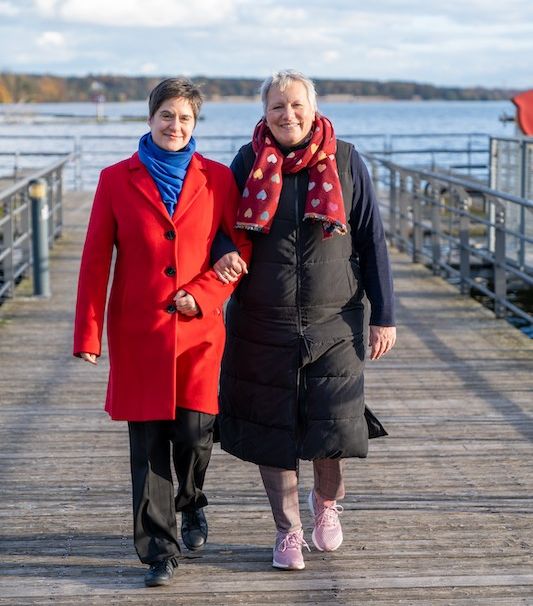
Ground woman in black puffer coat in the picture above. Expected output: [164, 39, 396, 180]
[214, 70, 396, 571]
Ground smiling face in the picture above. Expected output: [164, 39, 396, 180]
[265, 80, 315, 148]
[148, 97, 195, 152]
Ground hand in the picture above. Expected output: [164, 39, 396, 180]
[214, 252, 248, 284]
[80, 352, 97, 365]
[368, 325, 396, 360]
[174, 289, 199, 316]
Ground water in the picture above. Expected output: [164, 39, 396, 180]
[0, 99, 518, 138]
[0, 99, 519, 184]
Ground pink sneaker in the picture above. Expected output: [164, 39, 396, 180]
[308, 489, 344, 552]
[272, 529, 310, 570]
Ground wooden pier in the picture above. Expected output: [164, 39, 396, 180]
[0, 191, 532, 605]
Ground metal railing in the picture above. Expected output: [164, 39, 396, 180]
[74, 132, 493, 189]
[364, 153, 533, 325]
[375, 132, 491, 178]
[0, 154, 73, 300]
[0, 133, 492, 191]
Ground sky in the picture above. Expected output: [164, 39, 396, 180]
[1, 0, 532, 89]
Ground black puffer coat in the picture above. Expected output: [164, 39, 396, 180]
[219, 140, 394, 470]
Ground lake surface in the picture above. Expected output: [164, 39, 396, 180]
[0, 99, 521, 180]
[0, 99, 519, 140]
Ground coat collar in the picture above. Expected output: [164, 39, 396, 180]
[128, 151, 208, 223]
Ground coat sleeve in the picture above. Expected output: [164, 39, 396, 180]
[229, 147, 249, 190]
[208, 150, 249, 261]
[180, 171, 252, 317]
[210, 230, 238, 264]
[73, 171, 116, 357]
[350, 149, 395, 327]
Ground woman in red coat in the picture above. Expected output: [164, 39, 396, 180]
[73, 78, 251, 587]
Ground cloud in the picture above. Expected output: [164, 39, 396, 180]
[14, 29, 76, 67]
[33, 0, 240, 27]
[36, 31, 66, 48]
[323, 50, 340, 63]
[3, 0, 530, 88]
[139, 62, 158, 74]
[0, 1, 18, 16]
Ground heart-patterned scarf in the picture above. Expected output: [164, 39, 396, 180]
[235, 116, 347, 239]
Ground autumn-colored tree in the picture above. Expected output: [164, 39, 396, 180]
[0, 80, 13, 103]
[38, 76, 66, 102]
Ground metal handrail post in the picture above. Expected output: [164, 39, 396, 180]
[0, 198, 15, 299]
[488, 138, 499, 253]
[46, 175, 54, 247]
[56, 168, 64, 238]
[412, 177, 423, 263]
[28, 178, 51, 297]
[74, 137, 82, 191]
[46, 169, 61, 242]
[458, 193, 471, 295]
[493, 201, 507, 318]
[431, 182, 442, 275]
[519, 140, 527, 268]
[389, 168, 398, 244]
[488, 137, 496, 190]
[398, 175, 409, 252]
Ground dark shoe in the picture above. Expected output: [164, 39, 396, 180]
[144, 557, 178, 587]
[181, 508, 208, 551]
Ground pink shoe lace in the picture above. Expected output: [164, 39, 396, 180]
[272, 529, 310, 570]
[277, 531, 311, 553]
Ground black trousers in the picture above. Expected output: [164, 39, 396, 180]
[128, 409, 215, 564]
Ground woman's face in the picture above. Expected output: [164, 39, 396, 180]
[148, 97, 195, 152]
[265, 81, 315, 148]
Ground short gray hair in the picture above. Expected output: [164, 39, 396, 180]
[260, 70, 318, 115]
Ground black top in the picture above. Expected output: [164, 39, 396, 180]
[212, 141, 394, 326]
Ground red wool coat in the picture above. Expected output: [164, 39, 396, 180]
[73, 152, 251, 421]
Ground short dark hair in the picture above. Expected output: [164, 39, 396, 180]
[148, 78, 203, 121]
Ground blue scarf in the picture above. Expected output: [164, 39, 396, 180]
[138, 132, 196, 217]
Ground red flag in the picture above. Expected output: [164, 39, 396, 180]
[512, 90, 533, 135]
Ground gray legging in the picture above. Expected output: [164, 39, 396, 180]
[259, 459, 345, 533]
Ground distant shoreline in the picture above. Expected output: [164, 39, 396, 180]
[0, 95, 514, 108]
[0, 73, 520, 104]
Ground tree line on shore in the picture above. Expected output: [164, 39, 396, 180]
[0, 72, 519, 103]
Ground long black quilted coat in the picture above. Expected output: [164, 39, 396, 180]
[219, 140, 393, 470]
